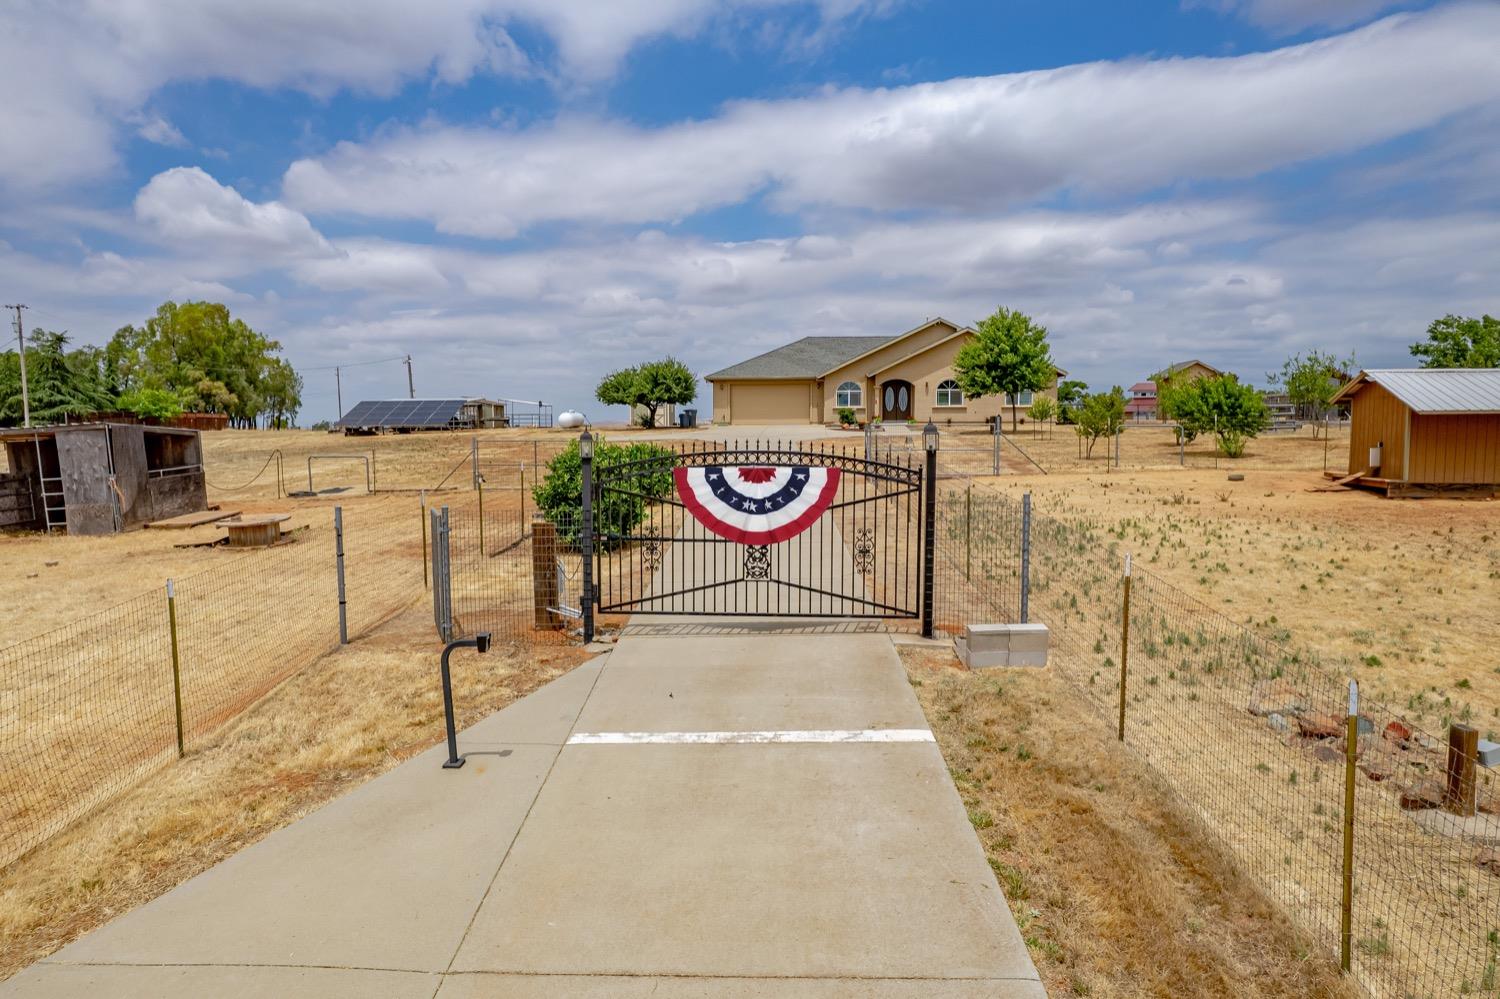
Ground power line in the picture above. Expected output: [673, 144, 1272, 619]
[300, 355, 406, 372]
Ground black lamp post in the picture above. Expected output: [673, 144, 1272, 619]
[579, 429, 595, 644]
[921, 420, 938, 638]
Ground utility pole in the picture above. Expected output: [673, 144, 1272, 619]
[6, 304, 29, 428]
[335, 366, 342, 422]
[405, 354, 415, 399]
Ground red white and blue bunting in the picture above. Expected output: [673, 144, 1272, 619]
[674, 465, 840, 544]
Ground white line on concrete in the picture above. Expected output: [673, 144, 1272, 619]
[567, 729, 935, 745]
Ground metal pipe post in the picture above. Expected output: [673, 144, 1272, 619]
[964, 484, 972, 582]
[921, 433, 938, 638]
[439, 633, 491, 769]
[1341, 679, 1359, 973]
[334, 506, 348, 644]
[580, 438, 595, 644]
[1117, 553, 1132, 741]
[420, 490, 429, 589]
[477, 483, 485, 556]
[167, 579, 185, 758]
[471, 436, 480, 490]
[1020, 492, 1031, 623]
[992, 423, 1001, 476]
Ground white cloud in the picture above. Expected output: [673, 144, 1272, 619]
[132, 113, 189, 148]
[1190, 0, 1413, 34]
[134, 167, 336, 258]
[0, 0, 898, 193]
[283, 5, 1500, 237]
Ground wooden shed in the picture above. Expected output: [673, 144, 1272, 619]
[1330, 368, 1500, 497]
[0, 423, 208, 534]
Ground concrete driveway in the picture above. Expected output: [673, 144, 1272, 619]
[5, 525, 1041, 997]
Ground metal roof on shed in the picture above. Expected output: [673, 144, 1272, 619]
[1333, 368, 1500, 414]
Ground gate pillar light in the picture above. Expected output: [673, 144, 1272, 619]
[922, 420, 940, 452]
[579, 429, 594, 460]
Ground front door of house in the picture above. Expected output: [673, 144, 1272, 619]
[881, 380, 913, 422]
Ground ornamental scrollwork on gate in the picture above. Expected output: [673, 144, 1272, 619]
[852, 528, 875, 575]
[743, 544, 771, 580]
[641, 526, 663, 572]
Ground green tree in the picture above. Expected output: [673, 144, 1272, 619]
[1072, 387, 1126, 458]
[1026, 396, 1055, 426]
[1168, 375, 1269, 458]
[1268, 350, 1354, 437]
[952, 307, 1056, 432]
[0, 330, 117, 426]
[595, 357, 697, 428]
[108, 300, 297, 427]
[1054, 379, 1088, 424]
[259, 358, 303, 429]
[1409, 314, 1500, 368]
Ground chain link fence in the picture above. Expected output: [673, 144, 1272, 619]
[933, 482, 1500, 996]
[0, 502, 425, 871]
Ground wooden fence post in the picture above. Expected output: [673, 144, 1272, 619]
[531, 517, 559, 629]
[1446, 723, 1480, 817]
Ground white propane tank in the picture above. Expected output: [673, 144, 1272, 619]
[557, 410, 586, 429]
[1368, 442, 1382, 470]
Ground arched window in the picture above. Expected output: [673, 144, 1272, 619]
[935, 379, 964, 406]
[836, 381, 862, 408]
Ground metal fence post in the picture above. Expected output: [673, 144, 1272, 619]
[1117, 552, 1131, 741]
[1341, 679, 1359, 974]
[519, 463, 526, 531]
[992, 422, 1001, 476]
[431, 507, 453, 641]
[477, 483, 485, 556]
[420, 490, 429, 590]
[580, 431, 595, 645]
[1020, 492, 1031, 623]
[334, 506, 348, 644]
[166, 579, 185, 758]
[471, 435, 480, 490]
[964, 483, 972, 582]
[921, 422, 938, 639]
[864, 420, 874, 461]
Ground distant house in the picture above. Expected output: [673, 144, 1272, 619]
[1124, 382, 1158, 421]
[1156, 360, 1222, 384]
[706, 317, 1067, 425]
[1329, 368, 1500, 496]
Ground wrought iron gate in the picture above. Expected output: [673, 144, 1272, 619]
[580, 438, 936, 637]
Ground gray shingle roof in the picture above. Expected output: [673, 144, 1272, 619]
[706, 336, 896, 381]
[1342, 368, 1500, 414]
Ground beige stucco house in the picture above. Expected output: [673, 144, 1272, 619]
[706, 318, 1066, 426]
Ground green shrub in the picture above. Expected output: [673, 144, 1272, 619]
[117, 388, 184, 420]
[532, 438, 675, 547]
[836, 407, 856, 426]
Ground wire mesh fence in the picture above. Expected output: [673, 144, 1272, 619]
[0, 502, 427, 872]
[935, 481, 1500, 996]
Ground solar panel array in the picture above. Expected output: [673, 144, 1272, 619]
[336, 399, 470, 429]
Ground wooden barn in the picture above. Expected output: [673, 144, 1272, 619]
[0, 423, 208, 534]
[1329, 368, 1500, 497]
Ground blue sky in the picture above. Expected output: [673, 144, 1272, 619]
[2, 0, 1496, 423]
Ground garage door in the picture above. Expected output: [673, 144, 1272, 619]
[730, 382, 812, 425]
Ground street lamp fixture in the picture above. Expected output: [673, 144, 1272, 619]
[578, 428, 594, 461]
[922, 420, 940, 453]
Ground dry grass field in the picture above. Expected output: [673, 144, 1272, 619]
[0, 602, 592, 979]
[964, 423, 1500, 730]
[902, 642, 1353, 998]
